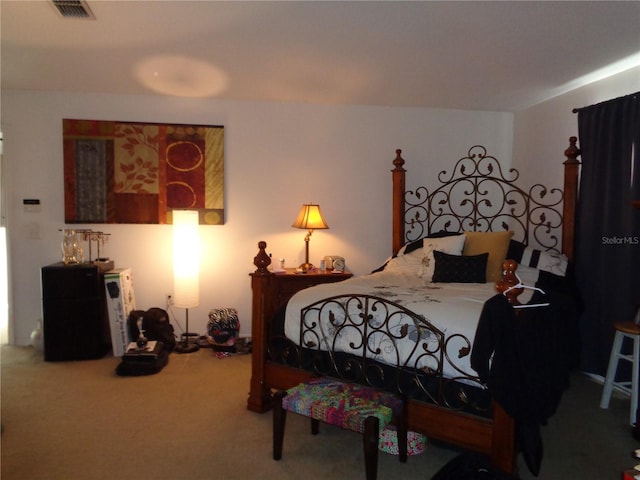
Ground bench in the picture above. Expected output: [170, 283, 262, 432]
[273, 377, 408, 480]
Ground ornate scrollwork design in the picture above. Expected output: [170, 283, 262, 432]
[268, 333, 301, 367]
[289, 294, 489, 415]
[404, 145, 564, 251]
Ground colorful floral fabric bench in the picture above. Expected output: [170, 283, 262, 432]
[273, 377, 408, 480]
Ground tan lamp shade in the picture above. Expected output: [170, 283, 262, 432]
[291, 204, 329, 230]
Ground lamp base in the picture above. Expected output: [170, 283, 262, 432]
[298, 262, 315, 272]
[175, 342, 200, 354]
[175, 332, 200, 354]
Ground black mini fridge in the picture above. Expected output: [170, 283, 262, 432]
[41, 261, 114, 361]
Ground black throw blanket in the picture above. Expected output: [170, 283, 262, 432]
[470, 290, 579, 476]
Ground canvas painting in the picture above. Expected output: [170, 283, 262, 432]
[63, 119, 225, 225]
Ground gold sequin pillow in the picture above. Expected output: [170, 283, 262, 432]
[462, 231, 514, 282]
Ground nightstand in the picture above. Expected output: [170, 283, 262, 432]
[269, 268, 353, 313]
[247, 241, 353, 412]
[250, 267, 353, 351]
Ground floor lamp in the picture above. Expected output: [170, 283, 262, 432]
[172, 210, 200, 354]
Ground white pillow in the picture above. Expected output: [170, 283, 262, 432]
[384, 248, 424, 274]
[417, 235, 466, 281]
[520, 247, 568, 277]
[513, 265, 541, 286]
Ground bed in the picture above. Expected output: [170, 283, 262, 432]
[247, 138, 582, 474]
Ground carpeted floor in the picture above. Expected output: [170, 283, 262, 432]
[0, 345, 636, 479]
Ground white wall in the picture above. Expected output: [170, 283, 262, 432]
[1, 90, 513, 345]
[512, 66, 640, 191]
[5, 66, 636, 347]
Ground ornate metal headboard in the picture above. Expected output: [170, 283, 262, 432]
[403, 145, 564, 251]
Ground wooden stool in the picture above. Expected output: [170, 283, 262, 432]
[273, 377, 407, 480]
[600, 321, 640, 425]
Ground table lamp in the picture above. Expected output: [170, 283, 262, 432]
[291, 203, 329, 271]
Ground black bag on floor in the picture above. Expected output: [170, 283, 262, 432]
[127, 308, 176, 352]
[116, 341, 169, 376]
[431, 452, 518, 480]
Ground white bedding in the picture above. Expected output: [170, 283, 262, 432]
[284, 251, 539, 380]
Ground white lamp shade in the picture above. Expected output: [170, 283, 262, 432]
[172, 210, 200, 308]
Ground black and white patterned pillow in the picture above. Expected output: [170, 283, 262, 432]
[507, 240, 568, 277]
[432, 251, 488, 283]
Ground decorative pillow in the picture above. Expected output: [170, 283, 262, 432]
[513, 264, 541, 286]
[383, 248, 424, 274]
[462, 230, 513, 282]
[506, 239, 525, 262]
[396, 239, 423, 257]
[417, 234, 466, 281]
[396, 231, 462, 257]
[507, 240, 568, 277]
[432, 251, 488, 283]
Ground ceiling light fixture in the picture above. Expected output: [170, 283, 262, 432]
[134, 55, 228, 98]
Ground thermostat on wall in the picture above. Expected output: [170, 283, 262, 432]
[23, 199, 41, 213]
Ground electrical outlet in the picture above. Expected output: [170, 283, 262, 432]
[166, 293, 173, 309]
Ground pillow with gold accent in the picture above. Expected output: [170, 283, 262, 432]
[432, 251, 488, 283]
[463, 231, 513, 282]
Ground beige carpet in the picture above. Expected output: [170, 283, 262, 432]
[0, 345, 636, 479]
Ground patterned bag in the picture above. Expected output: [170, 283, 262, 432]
[207, 308, 240, 352]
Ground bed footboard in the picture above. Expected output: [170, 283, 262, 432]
[290, 293, 515, 473]
[280, 294, 493, 413]
[248, 258, 516, 472]
[295, 294, 446, 396]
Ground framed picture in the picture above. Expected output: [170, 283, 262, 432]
[63, 119, 225, 225]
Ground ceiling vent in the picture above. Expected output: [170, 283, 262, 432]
[51, 0, 95, 19]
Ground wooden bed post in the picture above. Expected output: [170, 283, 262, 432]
[562, 136, 581, 262]
[490, 402, 517, 473]
[247, 241, 274, 413]
[392, 149, 406, 256]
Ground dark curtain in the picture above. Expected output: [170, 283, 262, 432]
[575, 92, 640, 375]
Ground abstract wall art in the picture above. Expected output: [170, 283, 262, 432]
[63, 119, 225, 225]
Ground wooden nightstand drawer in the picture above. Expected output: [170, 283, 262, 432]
[271, 269, 352, 311]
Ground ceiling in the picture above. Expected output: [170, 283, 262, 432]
[1, 1, 639, 112]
